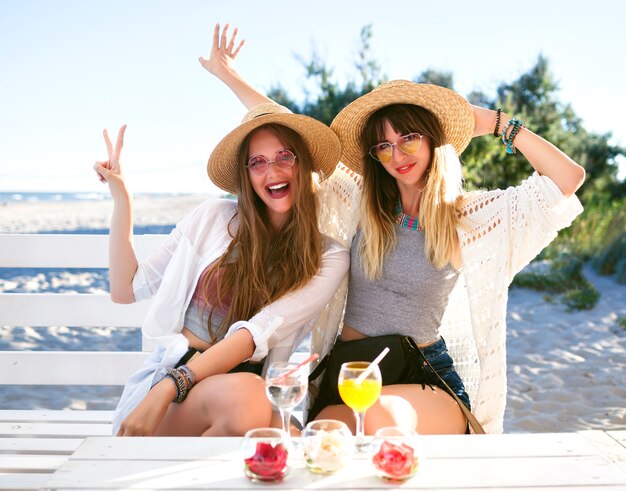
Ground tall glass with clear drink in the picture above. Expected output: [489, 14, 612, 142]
[265, 361, 308, 440]
[338, 361, 382, 451]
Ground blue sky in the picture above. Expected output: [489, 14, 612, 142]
[1, 0, 624, 194]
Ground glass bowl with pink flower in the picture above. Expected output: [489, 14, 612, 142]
[369, 426, 421, 482]
[240, 428, 289, 482]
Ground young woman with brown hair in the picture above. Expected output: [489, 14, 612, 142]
[94, 101, 348, 436]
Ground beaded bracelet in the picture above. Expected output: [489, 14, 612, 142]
[500, 118, 524, 154]
[493, 108, 502, 137]
[164, 369, 185, 403]
[165, 368, 190, 403]
[178, 364, 196, 389]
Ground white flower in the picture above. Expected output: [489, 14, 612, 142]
[303, 429, 350, 472]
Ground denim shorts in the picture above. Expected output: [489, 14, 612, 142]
[419, 337, 471, 410]
[307, 336, 470, 422]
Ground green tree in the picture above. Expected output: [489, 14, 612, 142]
[268, 26, 626, 302]
[462, 55, 625, 201]
[269, 30, 625, 204]
[267, 25, 384, 126]
[414, 69, 454, 89]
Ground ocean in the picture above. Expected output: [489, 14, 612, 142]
[0, 191, 193, 203]
[0, 191, 111, 202]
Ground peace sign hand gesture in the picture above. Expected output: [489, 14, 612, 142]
[94, 125, 127, 198]
[199, 23, 245, 78]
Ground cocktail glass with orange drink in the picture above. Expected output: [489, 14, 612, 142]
[337, 361, 382, 451]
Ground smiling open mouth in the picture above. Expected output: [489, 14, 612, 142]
[266, 182, 289, 198]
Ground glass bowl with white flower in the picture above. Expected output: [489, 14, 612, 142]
[301, 419, 353, 473]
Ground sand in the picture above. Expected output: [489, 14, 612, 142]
[1, 195, 624, 432]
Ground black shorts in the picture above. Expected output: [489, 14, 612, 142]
[307, 336, 470, 422]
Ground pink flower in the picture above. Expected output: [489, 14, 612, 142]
[244, 442, 288, 479]
[372, 441, 416, 479]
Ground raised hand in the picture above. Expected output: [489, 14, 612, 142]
[199, 23, 245, 77]
[94, 125, 127, 197]
[198, 23, 273, 109]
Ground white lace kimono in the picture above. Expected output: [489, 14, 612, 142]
[310, 162, 583, 433]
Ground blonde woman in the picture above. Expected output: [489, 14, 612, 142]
[95, 102, 348, 436]
[310, 87, 584, 435]
[204, 24, 585, 434]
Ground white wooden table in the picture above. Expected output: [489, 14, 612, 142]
[41, 431, 626, 490]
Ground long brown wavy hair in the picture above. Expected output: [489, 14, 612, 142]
[200, 123, 322, 343]
[359, 104, 463, 279]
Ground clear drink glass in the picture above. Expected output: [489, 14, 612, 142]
[265, 361, 308, 440]
[337, 361, 382, 451]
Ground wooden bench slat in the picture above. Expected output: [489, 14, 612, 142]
[0, 423, 112, 438]
[608, 430, 626, 449]
[69, 433, 603, 462]
[0, 454, 67, 472]
[0, 293, 150, 327]
[73, 437, 241, 460]
[0, 411, 113, 424]
[0, 437, 82, 453]
[0, 352, 149, 385]
[0, 234, 166, 268]
[580, 430, 626, 465]
[0, 474, 52, 491]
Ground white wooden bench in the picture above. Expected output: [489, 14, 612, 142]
[0, 232, 310, 490]
[2, 234, 626, 490]
[0, 233, 165, 490]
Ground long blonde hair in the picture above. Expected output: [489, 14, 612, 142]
[200, 124, 322, 342]
[359, 104, 463, 279]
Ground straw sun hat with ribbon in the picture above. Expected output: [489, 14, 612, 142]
[208, 103, 341, 194]
[330, 80, 475, 174]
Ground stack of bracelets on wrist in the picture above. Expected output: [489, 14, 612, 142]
[164, 364, 196, 403]
[500, 118, 525, 154]
[493, 108, 502, 137]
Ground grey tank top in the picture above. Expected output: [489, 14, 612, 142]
[184, 304, 225, 343]
[183, 262, 229, 343]
[343, 226, 459, 344]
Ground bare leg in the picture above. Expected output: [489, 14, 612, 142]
[315, 384, 466, 435]
[154, 372, 272, 436]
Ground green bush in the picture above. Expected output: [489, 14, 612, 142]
[513, 254, 600, 311]
[527, 198, 626, 301]
[616, 259, 626, 284]
[561, 283, 601, 311]
[543, 198, 626, 261]
[592, 233, 626, 278]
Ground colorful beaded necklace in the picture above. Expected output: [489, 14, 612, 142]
[395, 202, 423, 231]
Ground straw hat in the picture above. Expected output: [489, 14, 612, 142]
[208, 103, 341, 194]
[330, 80, 475, 173]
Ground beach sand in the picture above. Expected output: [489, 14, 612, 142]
[1, 195, 625, 432]
[506, 267, 625, 432]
